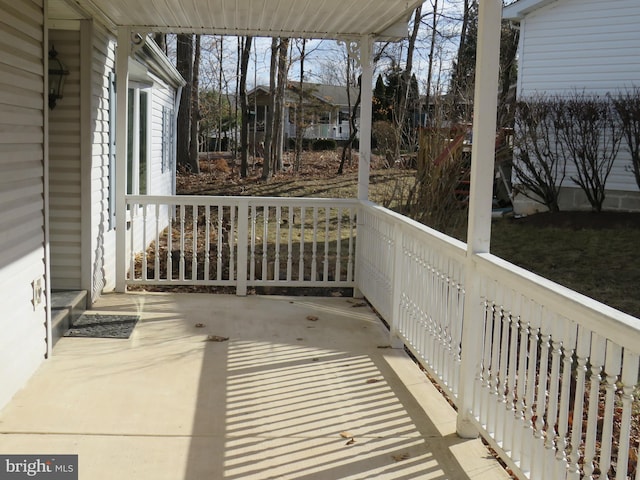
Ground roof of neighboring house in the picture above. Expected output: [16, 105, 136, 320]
[503, 0, 560, 20]
[248, 83, 359, 109]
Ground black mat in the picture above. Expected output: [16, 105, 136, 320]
[64, 314, 140, 339]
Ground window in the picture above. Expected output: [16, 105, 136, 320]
[127, 87, 149, 195]
[161, 106, 174, 173]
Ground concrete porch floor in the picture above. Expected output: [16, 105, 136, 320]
[0, 293, 509, 480]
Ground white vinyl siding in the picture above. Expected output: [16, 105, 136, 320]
[0, 0, 46, 410]
[515, 0, 640, 194]
[89, 20, 117, 300]
[518, 0, 640, 96]
[49, 29, 81, 289]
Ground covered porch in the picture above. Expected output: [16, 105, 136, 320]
[0, 292, 506, 479]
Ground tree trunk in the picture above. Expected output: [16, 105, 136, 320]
[425, 0, 439, 121]
[294, 39, 306, 172]
[239, 36, 253, 178]
[176, 34, 198, 172]
[189, 35, 201, 173]
[338, 76, 362, 175]
[262, 38, 278, 181]
[273, 38, 290, 173]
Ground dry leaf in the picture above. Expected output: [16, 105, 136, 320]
[351, 302, 366, 308]
[306, 315, 319, 321]
[392, 453, 410, 462]
[377, 345, 392, 349]
[195, 323, 205, 328]
[366, 378, 381, 384]
[345, 438, 356, 446]
[206, 335, 229, 342]
[340, 431, 353, 439]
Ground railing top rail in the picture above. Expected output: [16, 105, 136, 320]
[359, 200, 467, 259]
[125, 194, 360, 207]
[475, 252, 640, 352]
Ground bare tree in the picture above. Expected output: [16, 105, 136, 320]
[273, 38, 290, 173]
[176, 34, 199, 173]
[512, 96, 566, 212]
[188, 35, 201, 168]
[239, 36, 253, 178]
[612, 87, 640, 190]
[262, 38, 278, 181]
[559, 92, 623, 212]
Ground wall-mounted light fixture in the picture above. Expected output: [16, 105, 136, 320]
[48, 45, 69, 110]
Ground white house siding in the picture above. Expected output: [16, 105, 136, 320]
[49, 29, 81, 290]
[88, 21, 117, 302]
[513, 0, 640, 212]
[0, 0, 47, 410]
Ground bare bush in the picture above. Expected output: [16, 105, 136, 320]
[558, 92, 623, 212]
[403, 127, 469, 237]
[512, 95, 566, 212]
[612, 87, 640, 191]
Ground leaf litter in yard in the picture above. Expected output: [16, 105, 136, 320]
[206, 335, 229, 342]
[392, 453, 410, 462]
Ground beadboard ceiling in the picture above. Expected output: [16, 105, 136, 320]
[64, 0, 423, 40]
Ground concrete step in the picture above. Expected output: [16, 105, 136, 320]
[51, 290, 87, 347]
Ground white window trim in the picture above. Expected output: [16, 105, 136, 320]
[127, 84, 151, 197]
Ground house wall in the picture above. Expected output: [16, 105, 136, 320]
[513, 0, 640, 213]
[49, 29, 82, 290]
[0, 0, 47, 410]
[88, 20, 117, 302]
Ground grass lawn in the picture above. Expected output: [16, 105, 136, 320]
[180, 152, 640, 319]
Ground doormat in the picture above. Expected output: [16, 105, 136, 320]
[64, 314, 140, 339]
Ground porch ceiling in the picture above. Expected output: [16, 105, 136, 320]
[70, 0, 423, 40]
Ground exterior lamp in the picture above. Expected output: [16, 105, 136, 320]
[48, 45, 69, 110]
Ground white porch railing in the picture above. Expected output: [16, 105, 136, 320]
[124, 195, 640, 480]
[125, 195, 357, 294]
[357, 200, 640, 480]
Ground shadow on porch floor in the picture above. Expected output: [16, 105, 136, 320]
[0, 293, 508, 480]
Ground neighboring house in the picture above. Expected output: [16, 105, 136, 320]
[503, 0, 640, 213]
[248, 83, 360, 147]
[0, 1, 183, 410]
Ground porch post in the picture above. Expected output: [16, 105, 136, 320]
[357, 36, 373, 201]
[115, 27, 130, 293]
[456, 0, 503, 438]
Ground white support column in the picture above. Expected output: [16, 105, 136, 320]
[357, 36, 373, 201]
[457, 0, 503, 439]
[115, 27, 131, 292]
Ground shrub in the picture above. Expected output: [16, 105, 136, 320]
[311, 139, 337, 151]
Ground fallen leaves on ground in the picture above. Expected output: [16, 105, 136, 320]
[306, 315, 319, 321]
[366, 378, 382, 384]
[206, 335, 229, 342]
[392, 453, 410, 462]
[195, 323, 205, 328]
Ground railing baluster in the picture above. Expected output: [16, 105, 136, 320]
[154, 203, 160, 281]
[167, 205, 173, 281]
[262, 204, 268, 281]
[583, 333, 605, 480]
[250, 204, 256, 282]
[555, 318, 577, 478]
[299, 206, 305, 281]
[323, 207, 330, 282]
[204, 205, 211, 281]
[229, 205, 236, 283]
[179, 204, 185, 281]
[129, 202, 136, 281]
[600, 342, 621, 479]
[216, 205, 222, 281]
[567, 326, 590, 479]
[287, 207, 293, 281]
[192, 205, 198, 281]
[142, 205, 148, 281]
[275, 205, 281, 281]
[335, 208, 342, 281]
[616, 350, 639, 480]
[311, 206, 318, 281]
[347, 207, 354, 283]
